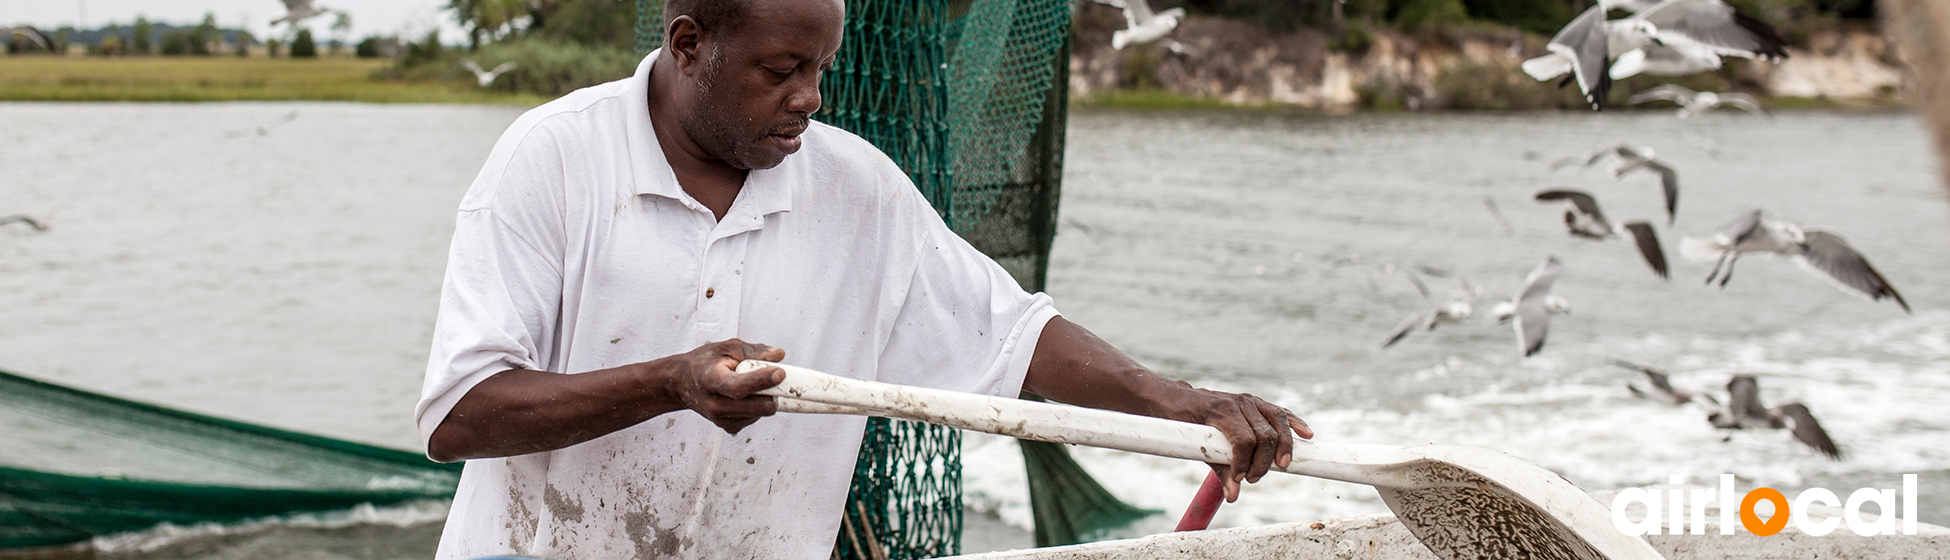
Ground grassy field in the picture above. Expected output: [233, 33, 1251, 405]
[0, 56, 549, 105]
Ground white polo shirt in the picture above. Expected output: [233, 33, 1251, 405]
[415, 51, 1058, 559]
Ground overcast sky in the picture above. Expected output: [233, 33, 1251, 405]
[10, 0, 467, 41]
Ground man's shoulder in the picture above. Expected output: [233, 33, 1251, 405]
[797, 120, 913, 195]
[502, 79, 635, 144]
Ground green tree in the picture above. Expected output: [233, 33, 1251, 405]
[292, 28, 318, 58]
[192, 13, 219, 55]
[267, 38, 283, 57]
[1393, 0, 1470, 30]
[132, 16, 153, 54]
[330, 11, 353, 54]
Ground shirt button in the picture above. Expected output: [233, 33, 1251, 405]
[705, 288, 715, 298]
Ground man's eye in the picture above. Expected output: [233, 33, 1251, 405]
[767, 68, 793, 78]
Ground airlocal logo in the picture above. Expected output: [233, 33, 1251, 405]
[1610, 474, 1919, 537]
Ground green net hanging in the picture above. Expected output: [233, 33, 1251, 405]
[637, 0, 1156, 556]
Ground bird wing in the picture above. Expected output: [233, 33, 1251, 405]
[1712, 209, 1764, 247]
[1512, 257, 1563, 357]
[1622, 222, 1671, 280]
[7, 27, 52, 50]
[457, 59, 486, 74]
[1716, 92, 1771, 117]
[1775, 403, 1843, 460]
[1125, 0, 1156, 23]
[1615, 158, 1680, 225]
[1726, 375, 1769, 420]
[1603, 0, 1667, 12]
[1637, 0, 1790, 59]
[1628, 84, 1695, 105]
[283, 0, 312, 12]
[1549, 5, 1614, 110]
[1534, 189, 1608, 225]
[1382, 310, 1431, 349]
[490, 62, 519, 75]
[1607, 358, 1678, 392]
[1404, 270, 1433, 301]
[1794, 230, 1911, 312]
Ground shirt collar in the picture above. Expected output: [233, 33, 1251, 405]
[626, 49, 795, 221]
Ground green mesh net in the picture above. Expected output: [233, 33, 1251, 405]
[638, 0, 1157, 556]
[0, 370, 461, 549]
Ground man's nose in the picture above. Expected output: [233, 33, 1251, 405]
[785, 72, 823, 116]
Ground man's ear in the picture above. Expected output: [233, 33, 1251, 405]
[665, 15, 705, 77]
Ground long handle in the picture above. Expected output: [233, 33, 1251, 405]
[742, 361, 1422, 489]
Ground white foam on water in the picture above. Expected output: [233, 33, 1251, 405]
[965, 311, 1950, 533]
[89, 499, 451, 554]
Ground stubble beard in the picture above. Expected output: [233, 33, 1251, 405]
[681, 44, 786, 171]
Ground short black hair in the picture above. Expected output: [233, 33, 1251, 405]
[663, 0, 753, 39]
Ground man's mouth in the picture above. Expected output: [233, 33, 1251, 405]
[767, 123, 808, 153]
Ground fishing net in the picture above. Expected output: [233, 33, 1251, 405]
[634, 0, 1156, 556]
[0, 370, 461, 549]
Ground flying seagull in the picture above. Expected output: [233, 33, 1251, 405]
[1564, 145, 1679, 225]
[457, 59, 519, 88]
[1490, 257, 1569, 357]
[271, 0, 333, 27]
[1090, 0, 1187, 50]
[1708, 375, 1842, 460]
[1608, 359, 1718, 406]
[225, 110, 299, 138]
[2, 26, 53, 51]
[1681, 210, 1910, 312]
[1534, 189, 1669, 279]
[1628, 84, 1770, 119]
[1612, 0, 1789, 67]
[0, 214, 50, 232]
[1381, 272, 1479, 349]
[1520, 5, 1656, 110]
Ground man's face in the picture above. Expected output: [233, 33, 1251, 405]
[682, 0, 844, 171]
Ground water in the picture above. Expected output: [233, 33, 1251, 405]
[2, 103, 1946, 557]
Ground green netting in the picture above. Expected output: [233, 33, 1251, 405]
[0, 370, 461, 549]
[638, 0, 1156, 556]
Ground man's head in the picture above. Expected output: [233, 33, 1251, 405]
[660, 0, 845, 170]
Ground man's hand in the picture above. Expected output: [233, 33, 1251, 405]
[1160, 383, 1312, 503]
[659, 339, 788, 434]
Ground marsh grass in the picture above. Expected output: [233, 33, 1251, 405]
[0, 57, 548, 105]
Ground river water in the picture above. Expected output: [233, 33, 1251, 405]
[1, 102, 1945, 558]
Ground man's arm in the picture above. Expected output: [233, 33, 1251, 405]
[1023, 316, 1312, 502]
[425, 340, 786, 462]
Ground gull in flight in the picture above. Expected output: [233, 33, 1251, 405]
[2, 26, 53, 51]
[1523, 0, 1788, 109]
[1628, 84, 1769, 119]
[271, 0, 333, 27]
[1556, 144, 1680, 225]
[1490, 257, 1570, 357]
[1090, 0, 1188, 51]
[1708, 375, 1842, 460]
[1380, 271, 1480, 349]
[1682, 210, 1910, 312]
[458, 59, 519, 88]
[1609, 359, 1718, 406]
[1534, 189, 1669, 279]
[225, 110, 299, 138]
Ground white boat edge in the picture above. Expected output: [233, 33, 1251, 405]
[947, 489, 1950, 560]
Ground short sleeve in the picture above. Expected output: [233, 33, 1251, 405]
[875, 197, 1059, 398]
[414, 127, 568, 453]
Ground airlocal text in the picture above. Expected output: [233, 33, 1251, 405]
[1610, 474, 1918, 537]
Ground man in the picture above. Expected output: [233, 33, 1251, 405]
[415, 0, 1310, 557]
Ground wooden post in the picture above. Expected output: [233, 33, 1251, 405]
[1883, 0, 1950, 192]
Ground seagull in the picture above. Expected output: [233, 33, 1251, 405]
[1483, 196, 1517, 236]
[457, 59, 519, 88]
[271, 0, 333, 27]
[1381, 272, 1478, 349]
[0, 214, 51, 232]
[1490, 257, 1569, 357]
[1681, 210, 1910, 312]
[1628, 84, 1770, 119]
[1566, 145, 1680, 225]
[2, 26, 53, 51]
[1708, 375, 1842, 460]
[1519, 4, 1662, 110]
[1534, 189, 1669, 279]
[1090, 0, 1187, 50]
[1608, 359, 1718, 406]
[225, 110, 299, 138]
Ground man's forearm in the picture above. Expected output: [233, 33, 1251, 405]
[426, 364, 680, 462]
[1022, 316, 1195, 420]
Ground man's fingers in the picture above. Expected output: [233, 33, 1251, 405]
[713, 365, 787, 399]
[1267, 405, 1295, 470]
[1289, 412, 1313, 440]
[1237, 398, 1277, 484]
